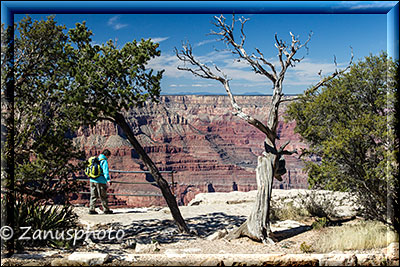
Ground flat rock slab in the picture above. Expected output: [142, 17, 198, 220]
[4, 252, 394, 266]
[115, 253, 389, 266]
[121, 253, 318, 266]
[316, 253, 358, 266]
[66, 252, 109, 265]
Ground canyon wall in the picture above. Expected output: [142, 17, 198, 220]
[73, 95, 310, 207]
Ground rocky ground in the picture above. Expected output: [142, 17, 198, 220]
[1, 190, 398, 266]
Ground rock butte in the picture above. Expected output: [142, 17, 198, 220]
[72, 95, 310, 207]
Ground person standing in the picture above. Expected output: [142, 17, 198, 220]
[89, 149, 113, 214]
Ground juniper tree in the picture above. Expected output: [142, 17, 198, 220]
[1, 16, 85, 204]
[1, 15, 86, 253]
[1, 15, 190, 242]
[286, 52, 398, 232]
[176, 14, 352, 243]
[66, 21, 190, 233]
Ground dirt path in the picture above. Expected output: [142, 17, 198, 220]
[2, 190, 393, 266]
[71, 193, 356, 255]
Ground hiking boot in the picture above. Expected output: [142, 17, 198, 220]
[104, 210, 113, 214]
[89, 210, 98, 215]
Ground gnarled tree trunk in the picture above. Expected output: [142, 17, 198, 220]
[248, 154, 275, 239]
[242, 153, 277, 242]
[226, 151, 281, 243]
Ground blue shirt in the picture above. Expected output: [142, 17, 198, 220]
[90, 154, 110, 184]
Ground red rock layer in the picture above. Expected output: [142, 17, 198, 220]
[73, 95, 309, 207]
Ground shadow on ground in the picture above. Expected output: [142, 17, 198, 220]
[87, 212, 318, 248]
[90, 212, 247, 245]
[272, 226, 312, 242]
[111, 210, 149, 215]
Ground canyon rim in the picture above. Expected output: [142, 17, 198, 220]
[73, 95, 310, 207]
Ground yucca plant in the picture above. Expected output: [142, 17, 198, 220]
[13, 195, 80, 250]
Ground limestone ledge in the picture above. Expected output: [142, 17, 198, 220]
[6, 247, 398, 267]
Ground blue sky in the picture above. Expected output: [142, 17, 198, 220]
[13, 2, 397, 95]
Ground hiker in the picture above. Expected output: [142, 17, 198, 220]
[89, 149, 113, 214]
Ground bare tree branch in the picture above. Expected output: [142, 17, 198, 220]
[277, 97, 302, 104]
[208, 15, 314, 139]
[276, 31, 313, 79]
[305, 46, 354, 95]
[175, 43, 225, 81]
[252, 48, 277, 78]
[175, 43, 276, 141]
[176, 15, 350, 147]
[210, 14, 277, 83]
[238, 16, 249, 47]
[277, 140, 290, 153]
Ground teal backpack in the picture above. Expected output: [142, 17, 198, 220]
[85, 156, 105, 179]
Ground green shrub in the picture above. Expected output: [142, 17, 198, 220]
[312, 217, 328, 230]
[300, 242, 313, 253]
[12, 196, 80, 250]
[298, 190, 337, 219]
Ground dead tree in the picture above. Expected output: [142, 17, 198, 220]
[176, 14, 353, 244]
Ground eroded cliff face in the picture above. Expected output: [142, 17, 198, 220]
[74, 95, 309, 207]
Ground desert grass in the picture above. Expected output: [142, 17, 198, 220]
[312, 220, 399, 253]
[270, 201, 310, 221]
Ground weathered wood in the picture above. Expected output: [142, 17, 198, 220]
[113, 112, 190, 234]
[226, 153, 279, 243]
[246, 153, 276, 243]
[225, 220, 249, 240]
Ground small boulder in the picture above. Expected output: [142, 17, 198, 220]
[387, 242, 399, 261]
[67, 252, 109, 265]
[206, 229, 228, 241]
[356, 254, 381, 266]
[182, 248, 202, 254]
[135, 242, 160, 253]
[318, 253, 357, 266]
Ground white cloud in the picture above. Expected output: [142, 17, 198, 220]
[90, 41, 100, 46]
[107, 15, 128, 30]
[169, 84, 186, 88]
[197, 50, 233, 65]
[195, 39, 216, 47]
[149, 37, 170, 43]
[222, 67, 266, 82]
[149, 49, 350, 93]
[192, 83, 215, 87]
[223, 57, 347, 87]
[148, 53, 194, 79]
